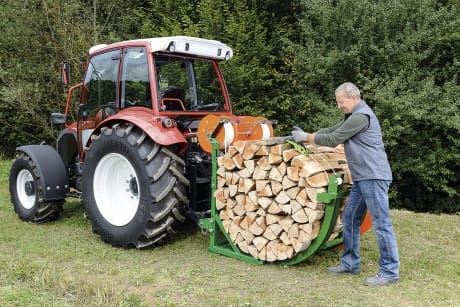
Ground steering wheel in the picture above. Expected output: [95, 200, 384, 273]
[125, 98, 140, 106]
[193, 103, 220, 111]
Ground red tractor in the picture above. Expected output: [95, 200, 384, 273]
[9, 36, 273, 248]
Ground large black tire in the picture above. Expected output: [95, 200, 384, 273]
[9, 153, 63, 222]
[82, 123, 190, 248]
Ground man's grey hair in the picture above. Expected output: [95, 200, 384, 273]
[335, 82, 361, 98]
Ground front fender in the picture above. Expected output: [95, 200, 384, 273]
[16, 145, 69, 201]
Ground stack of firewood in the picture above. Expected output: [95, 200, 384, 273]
[215, 137, 351, 262]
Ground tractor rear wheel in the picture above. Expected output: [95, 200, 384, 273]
[9, 153, 63, 222]
[82, 123, 189, 248]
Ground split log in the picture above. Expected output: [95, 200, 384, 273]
[238, 168, 252, 179]
[279, 231, 291, 245]
[253, 236, 268, 251]
[271, 180, 283, 195]
[255, 145, 270, 156]
[266, 213, 282, 224]
[232, 153, 245, 169]
[231, 140, 246, 154]
[306, 172, 329, 187]
[291, 237, 311, 253]
[278, 218, 294, 233]
[274, 190, 290, 205]
[258, 197, 272, 209]
[243, 142, 262, 160]
[229, 184, 238, 197]
[277, 162, 287, 177]
[227, 145, 240, 157]
[271, 143, 292, 155]
[243, 178, 255, 194]
[287, 166, 300, 181]
[247, 244, 259, 258]
[269, 167, 283, 182]
[282, 148, 300, 162]
[253, 166, 269, 180]
[217, 166, 226, 178]
[247, 190, 258, 205]
[267, 202, 282, 215]
[249, 220, 265, 236]
[217, 176, 226, 188]
[291, 208, 309, 223]
[256, 156, 272, 171]
[237, 240, 249, 253]
[268, 153, 283, 165]
[243, 159, 255, 175]
[231, 172, 240, 185]
[281, 176, 297, 190]
[225, 172, 233, 186]
[266, 239, 279, 262]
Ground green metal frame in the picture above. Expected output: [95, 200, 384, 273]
[199, 138, 346, 266]
[198, 138, 264, 265]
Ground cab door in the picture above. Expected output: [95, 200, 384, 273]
[78, 49, 121, 152]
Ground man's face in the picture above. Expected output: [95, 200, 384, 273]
[336, 92, 360, 113]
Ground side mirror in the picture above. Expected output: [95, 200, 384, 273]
[50, 112, 67, 126]
[81, 59, 88, 72]
[78, 104, 88, 119]
[60, 61, 71, 86]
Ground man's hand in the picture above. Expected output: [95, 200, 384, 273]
[291, 126, 309, 143]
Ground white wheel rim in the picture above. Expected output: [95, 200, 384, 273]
[16, 169, 36, 209]
[93, 153, 140, 226]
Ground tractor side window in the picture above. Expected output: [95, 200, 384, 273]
[82, 49, 120, 117]
[194, 60, 226, 110]
[121, 48, 151, 109]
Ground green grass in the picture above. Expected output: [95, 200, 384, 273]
[0, 159, 459, 306]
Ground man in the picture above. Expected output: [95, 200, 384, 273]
[291, 82, 400, 287]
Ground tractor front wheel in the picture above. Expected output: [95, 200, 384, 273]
[82, 123, 189, 248]
[9, 153, 63, 222]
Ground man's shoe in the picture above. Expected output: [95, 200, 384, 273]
[327, 264, 360, 275]
[365, 274, 399, 287]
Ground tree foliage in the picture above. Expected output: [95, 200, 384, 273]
[0, 0, 458, 213]
[0, 0, 142, 151]
[291, 0, 460, 212]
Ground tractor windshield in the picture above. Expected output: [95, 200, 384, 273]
[155, 55, 228, 112]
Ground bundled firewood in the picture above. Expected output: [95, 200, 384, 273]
[215, 138, 351, 262]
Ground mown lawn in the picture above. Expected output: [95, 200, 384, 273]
[0, 159, 458, 306]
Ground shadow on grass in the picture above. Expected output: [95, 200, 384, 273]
[61, 199, 85, 218]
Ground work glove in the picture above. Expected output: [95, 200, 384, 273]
[291, 126, 308, 143]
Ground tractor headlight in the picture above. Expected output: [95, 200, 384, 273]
[162, 117, 175, 128]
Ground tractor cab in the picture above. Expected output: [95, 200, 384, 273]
[59, 37, 235, 155]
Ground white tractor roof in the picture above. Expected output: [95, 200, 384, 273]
[89, 36, 233, 60]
